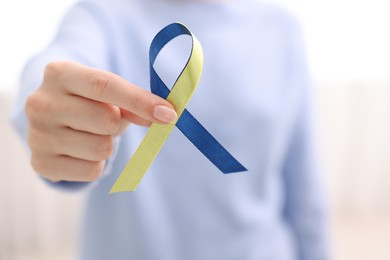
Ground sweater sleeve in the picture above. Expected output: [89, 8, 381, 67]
[281, 17, 331, 260]
[11, 0, 118, 191]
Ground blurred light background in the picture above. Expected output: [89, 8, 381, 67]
[1, 0, 389, 259]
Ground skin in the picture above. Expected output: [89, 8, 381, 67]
[25, 61, 177, 182]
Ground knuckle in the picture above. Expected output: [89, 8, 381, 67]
[85, 161, 105, 181]
[131, 94, 144, 110]
[31, 154, 60, 182]
[89, 72, 112, 99]
[96, 136, 114, 160]
[44, 61, 66, 81]
[25, 91, 52, 118]
[25, 93, 41, 117]
[102, 106, 121, 134]
[26, 118, 56, 155]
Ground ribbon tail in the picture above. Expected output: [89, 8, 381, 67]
[177, 109, 247, 173]
[109, 123, 175, 193]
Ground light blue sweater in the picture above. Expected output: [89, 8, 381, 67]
[12, 0, 329, 259]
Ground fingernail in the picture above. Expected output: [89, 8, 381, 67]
[153, 105, 177, 123]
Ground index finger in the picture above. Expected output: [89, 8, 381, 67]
[49, 62, 177, 124]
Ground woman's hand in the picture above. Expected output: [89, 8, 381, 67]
[25, 61, 177, 182]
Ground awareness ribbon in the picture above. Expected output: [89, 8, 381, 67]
[110, 23, 247, 193]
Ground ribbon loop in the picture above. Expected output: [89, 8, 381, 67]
[110, 23, 246, 193]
